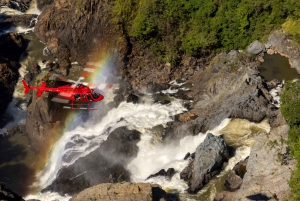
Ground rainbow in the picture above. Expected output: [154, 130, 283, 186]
[62, 47, 118, 132]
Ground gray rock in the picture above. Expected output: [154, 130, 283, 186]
[214, 113, 296, 201]
[181, 133, 230, 194]
[247, 40, 266, 54]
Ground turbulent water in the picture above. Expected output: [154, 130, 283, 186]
[1, 2, 272, 201]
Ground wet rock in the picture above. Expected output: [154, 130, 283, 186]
[0, 32, 26, 118]
[0, 183, 24, 201]
[181, 133, 230, 194]
[224, 171, 243, 191]
[232, 157, 248, 178]
[0, 0, 32, 12]
[43, 127, 141, 196]
[7, 125, 26, 136]
[0, 14, 37, 30]
[25, 91, 67, 154]
[126, 93, 139, 104]
[70, 182, 169, 201]
[147, 168, 175, 180]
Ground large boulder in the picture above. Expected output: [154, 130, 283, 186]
[247, 40, 266, 54]
[43, 127, 141, 196]
[180, 133, 230, 194]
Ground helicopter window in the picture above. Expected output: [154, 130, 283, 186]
[87, 94, 93, 101]
[92, 91, 100, 99]
[74, 94, 81, 100]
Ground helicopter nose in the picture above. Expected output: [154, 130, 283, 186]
[99, 94, 104, 101]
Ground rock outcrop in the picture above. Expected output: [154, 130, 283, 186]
[43, 127, 141, 196]
[0, 0, 32, 12]
[0, 32, 26, 118]
[0, 14, 38, 30]
[25, 90, 67, 154]
[0, 183, 24, 201]
[164, 51, 274, 142]
[266, 30, 300, 73]
[180, 133, 230, 194]
[34, 0, 120, 75]
[70, 182, 171, 201]
[214, 113, 295, 201]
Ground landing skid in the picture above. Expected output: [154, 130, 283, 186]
[63, 102, 97, 110]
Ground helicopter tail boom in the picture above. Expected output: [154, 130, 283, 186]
[22, 79, 30, 94]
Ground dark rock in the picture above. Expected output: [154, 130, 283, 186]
[0, 32, 26, 61]
[224, 171, 243, 191]
[0, 14, 38, 30]
[0, 183, 24, 201]
[43, 127, 141, 196]
[126, 93, 139, 103]
[147, 168, 175, 180]
[181, 133, 230, 194]
[36, 0, 53, 10]
[7, 125, 26, 136]
[25, 91, 68, 154]
[0, 33, 26, 118]
[183, 152, 190, 160]
[146, 82, 169, 93]
[232, 157, 248, 178]
[0, 0, 32, 12]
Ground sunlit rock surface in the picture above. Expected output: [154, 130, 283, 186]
[181, 133, 230, 194]
[215, 113, 295, 201]
[70, 182, 169, 201]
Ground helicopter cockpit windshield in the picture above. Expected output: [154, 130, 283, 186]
[92, 91, 100, 99]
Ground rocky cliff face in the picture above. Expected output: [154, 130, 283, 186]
[25, 90, 67, 154]
[0, 33, 26, 118]
[181, 134, 230, 194]
[34, 0, 121, 75]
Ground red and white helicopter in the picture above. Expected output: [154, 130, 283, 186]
[22, 62, 112, 110]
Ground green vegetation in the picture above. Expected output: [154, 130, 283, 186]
[280, 80, 300, 201]
[111, 0, 300, 64]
